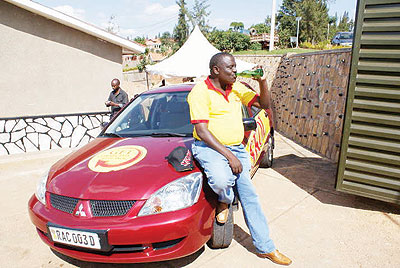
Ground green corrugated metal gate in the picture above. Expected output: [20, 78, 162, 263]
[336, 0, 400, 204]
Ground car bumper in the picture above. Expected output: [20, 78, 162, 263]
[28, 194, 214, 263]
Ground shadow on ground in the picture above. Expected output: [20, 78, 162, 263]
[51, 247, 204, 268]
[233, 224, 256, 254]
[269, 154, 400, 215]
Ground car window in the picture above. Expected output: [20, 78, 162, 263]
[339, 32, 353, 39]
[103, 92, 193, 137]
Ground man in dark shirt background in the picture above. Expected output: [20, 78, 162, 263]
[105, 78, 128, 119]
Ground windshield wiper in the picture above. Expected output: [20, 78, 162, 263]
[150, 132, 188, 137]
[102, 132, 122, 138]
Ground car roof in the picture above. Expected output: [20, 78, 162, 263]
[142, 83, 195, 95]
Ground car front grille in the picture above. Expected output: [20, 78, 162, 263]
[90, 200, 136, 217]
[50, 193, 79, 214]
[49, 193, 135, 217]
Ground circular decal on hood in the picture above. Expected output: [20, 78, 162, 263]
[88, 145, 147, 173]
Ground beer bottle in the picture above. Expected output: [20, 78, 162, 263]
[236, 68, 264, 79]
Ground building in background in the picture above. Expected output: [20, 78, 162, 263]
[0, 0, 144, 155]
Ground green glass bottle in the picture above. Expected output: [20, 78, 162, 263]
[236, 68, 264, 79]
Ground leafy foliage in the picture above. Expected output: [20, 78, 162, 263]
[188, 0, 211, 33]
[277, 0, 302, 47]
[230, 22, 244, 32]
[277, 0, 330, 46]
[159, 32, 176, 56]
[207, 30, 250, 52]
[173, 0, 189, 48]
[337, 11, 354, 32]
[249, 17, 271, 34]
[134, 36, 146, 45]
[298, 0, 329, 44]
[137, 48, 150, 72]
[105, 15, 119, 34]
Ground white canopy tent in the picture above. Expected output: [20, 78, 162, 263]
[147, 26, 254, 78]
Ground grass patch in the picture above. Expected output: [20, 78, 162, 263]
[123, 66, 138, 72]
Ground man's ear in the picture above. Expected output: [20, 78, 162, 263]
[212, 65, 220, 75]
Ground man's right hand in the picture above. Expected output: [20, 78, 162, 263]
[227, 153, 243, 174]
[194, 122, 243, 174]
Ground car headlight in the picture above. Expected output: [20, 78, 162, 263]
[35, 168, 50, 205]
[138, 172, 203, 217]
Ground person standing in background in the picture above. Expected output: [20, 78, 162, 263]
[105, 78, 128, 119]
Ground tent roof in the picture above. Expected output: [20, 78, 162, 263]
[147, 26, 254, 78]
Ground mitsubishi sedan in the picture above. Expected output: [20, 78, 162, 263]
[28, 83, 274, 263]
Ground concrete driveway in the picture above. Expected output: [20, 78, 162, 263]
[0, 133, 399, 268]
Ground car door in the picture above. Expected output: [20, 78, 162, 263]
[243, 105, 272, 169]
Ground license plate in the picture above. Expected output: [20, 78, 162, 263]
[49, 226, 101, 250]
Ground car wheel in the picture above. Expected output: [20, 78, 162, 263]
[207, 205, 234, 249]
[260, 135, 273, 168]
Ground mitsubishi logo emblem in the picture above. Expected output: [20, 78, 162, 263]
[75, 203, 87, 217]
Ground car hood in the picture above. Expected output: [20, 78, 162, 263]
[47, 137, 197, 200]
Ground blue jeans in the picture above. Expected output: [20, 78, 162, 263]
[192, 140, 276, 254]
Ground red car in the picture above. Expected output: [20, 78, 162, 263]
[28, 83, 274, 263]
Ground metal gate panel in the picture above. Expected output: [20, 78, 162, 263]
[336, 0, 400, 204]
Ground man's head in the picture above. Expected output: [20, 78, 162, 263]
[111, 78, 120, 91]
[209, 52, 237, 86]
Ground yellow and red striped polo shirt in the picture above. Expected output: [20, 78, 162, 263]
[187, 77, 258, 146]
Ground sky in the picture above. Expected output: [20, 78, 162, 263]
[34, 0, 357, 39]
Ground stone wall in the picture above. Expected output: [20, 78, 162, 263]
[0, 113, 109, 155]
[235, 55, 283, 90]
[1, 50, 351, 159]
[236, 49, 351, 162]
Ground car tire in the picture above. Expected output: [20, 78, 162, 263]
[260, 135, 273, 168]
[207, 205, 234, 249]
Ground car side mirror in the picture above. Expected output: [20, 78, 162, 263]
[243, 118, 257, 131]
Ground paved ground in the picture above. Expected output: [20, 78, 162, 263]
[0, 133, 399, 268]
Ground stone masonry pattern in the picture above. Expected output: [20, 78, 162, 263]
[0, 113, 109, 155]
[236, 49, 351, 162]
[271, 50, 351, 162]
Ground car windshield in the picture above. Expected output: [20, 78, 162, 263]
[339, 32, 353, 39]
[102, 91, 193, 137]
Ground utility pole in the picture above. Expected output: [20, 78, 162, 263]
[296, 17, 302, 48]
[327, 23, 330, 40]
[269, 0, 276, 51]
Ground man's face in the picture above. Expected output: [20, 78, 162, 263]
[215, 55, 237, 85]
[111, 81, 120, 91]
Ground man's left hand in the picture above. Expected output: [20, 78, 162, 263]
[253, 65, 267, 82]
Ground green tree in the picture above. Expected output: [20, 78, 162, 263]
[277, 0, 329, 47]
[133, 36, 146, 45]
[188, 0, 211, 33]
[337, 11, 354, 32]
[207, 30, 250, 52]
[250, 17, 271, 34]
[230, 22, 244, 32]
[137, 48, 150, 72]
[173, 0, 189, 48]
[160, 32, 175, 56]
[298, 0, 329, 44]
[277, 0, 301, 47]
[105, 15, 119, 34]
[327, 14, 338, 40]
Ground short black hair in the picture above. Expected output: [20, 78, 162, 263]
[209, 52, 233, 70]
